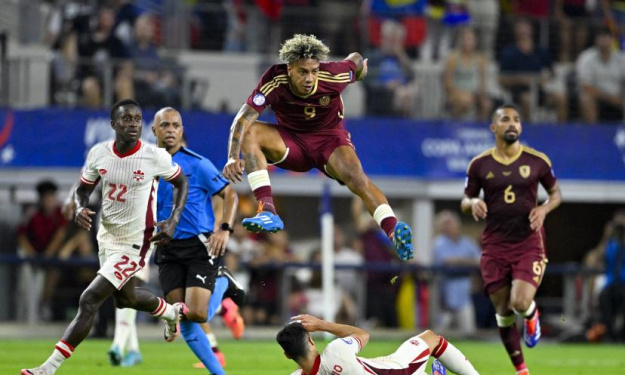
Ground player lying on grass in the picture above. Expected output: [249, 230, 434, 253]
[277, 314, 480, 375]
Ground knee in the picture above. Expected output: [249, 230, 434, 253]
[340, 165, 368, 189]
[241, 126, 259, 152]
[418, 329, 440, 351]
[114, 295, 136, 309]
[509, 296, 532, 313]
[185, 309, 207, 323]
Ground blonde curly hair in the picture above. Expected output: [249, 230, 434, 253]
[278, 34, 330, 64]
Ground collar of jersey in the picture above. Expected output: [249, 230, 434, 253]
[289, 78, 318, 99]
[302, 354, 321, 375]
[112, 139, 142, 158]
[491, 145, 523, 166]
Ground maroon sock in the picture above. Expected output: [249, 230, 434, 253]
[499, 324, 525, 368]
[380, 216, 397, 237]
[252, 186, 276, 214]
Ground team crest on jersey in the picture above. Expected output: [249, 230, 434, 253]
[98, 169, 107, 176]
[133, 170, 145, 181]
[253, 93, 266, 106]
[519, 165, 531, 178]
[409, 339, 420, 346]
[319, 95, 330, 106]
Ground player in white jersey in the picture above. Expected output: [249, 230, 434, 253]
[22, 99, 190, 375]
[277, 315, 480, 375]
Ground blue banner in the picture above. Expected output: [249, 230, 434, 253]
[0, 109, 623, 181]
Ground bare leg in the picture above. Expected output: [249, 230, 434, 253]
[325, 146, 389, 215]
[61, 275, 117, 347]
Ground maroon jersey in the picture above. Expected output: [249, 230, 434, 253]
[245, 60, 357, 133]
[464, 146, 557, 245]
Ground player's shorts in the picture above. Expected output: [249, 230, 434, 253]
[271, 125, 355, 182]
[480, 230, 548, 295]
[154, 234, 221, 295]
[359, 336, 430, 374]
[98, 246, 153, 290]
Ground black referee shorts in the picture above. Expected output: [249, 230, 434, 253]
[154, 234, 221, 295]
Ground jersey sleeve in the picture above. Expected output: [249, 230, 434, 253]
[154, 148, 182, 181]
[80, 146, 100, 185]
[324, 336, 362, 357]
[538, 156, 557, 191]
[197, 158, 229, 195]
[245, 66, 282, 113]
[464, 158, 482, 198]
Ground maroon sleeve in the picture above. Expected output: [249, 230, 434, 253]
[245, 65, 283, 113]
[539, 158, 557, 191]
[464, 159, 482, 198]
[323, 60, 357, 82]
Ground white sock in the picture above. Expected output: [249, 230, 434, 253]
[433, 336, 479, 375]
[207, 332, 218, 348]
[496, 314, 516, 327]
[112, 308, 136, 353]
[149, 297, 177, 322]
[127, 310, 140, 352]
[372, 204, 395, 227]
[42, 340, 74, 373]
[247, 170, 271, 190]
[514, 301, 536, 318]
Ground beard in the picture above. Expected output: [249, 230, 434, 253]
[503, 132, 519, 144]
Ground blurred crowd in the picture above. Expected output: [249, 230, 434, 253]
[2, 177, 624, 343]
[38, 0, 625, 123]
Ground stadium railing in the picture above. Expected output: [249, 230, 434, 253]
[0, 254, 603, 331]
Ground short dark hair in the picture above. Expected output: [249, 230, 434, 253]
[276, 323, 309, 360]
[36, 180, 58, 196]
[491, 103, 520, 122]
[111, 99, 141, 120]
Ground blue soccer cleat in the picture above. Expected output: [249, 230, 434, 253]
[392, 221, 414, 260]
[120, 351, 143, 367]
[523, 310, 541, 348]
[107, 346, 122, 366]
[431, 359, 447, 375]
[242, 211, 284, 233]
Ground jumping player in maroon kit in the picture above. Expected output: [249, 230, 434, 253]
[222, 34, 413, 260]
[461, 104, 562, 375]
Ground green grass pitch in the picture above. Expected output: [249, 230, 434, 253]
[3, 338, 625, 375]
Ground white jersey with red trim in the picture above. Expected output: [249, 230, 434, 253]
[81, 140, 181, 254]
[289, 336, 430, 375]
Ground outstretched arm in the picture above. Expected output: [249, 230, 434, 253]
[223, 104, 260, 183]
[345, 52, 368, 81]
[291, 314, 370, 349]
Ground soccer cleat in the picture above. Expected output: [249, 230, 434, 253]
[242, 211, 284, 233]
[391, 221, 414, 260]
[164, 302, 189, 342]
[523, 309, 541, 348]
[20, 367, 51, 375]
[516, 369, 530, 375]
[431, 359, 447, 375]
[193, 348, 227, 368]
[120, 351, 143, 367]
[218, 266, 246, 306]
[107, 345, 122, 366]
[221, 298, 245, 339]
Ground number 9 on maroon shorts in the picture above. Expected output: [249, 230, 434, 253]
[480, 231, 548, 295]
[271, 125, 354, 180]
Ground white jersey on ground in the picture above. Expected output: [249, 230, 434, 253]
[81, 140, 181, 261]
[289, 336, 430, 375]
